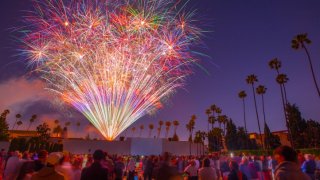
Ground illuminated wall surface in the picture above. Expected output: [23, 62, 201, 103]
[63, 138, 201, 155]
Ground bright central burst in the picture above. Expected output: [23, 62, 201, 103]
[22, 0, 201, 140]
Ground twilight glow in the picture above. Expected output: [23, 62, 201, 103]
[22, 0, 201, 140]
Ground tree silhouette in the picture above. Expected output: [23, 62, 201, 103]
[292, 33, 320, 97]
[148, 124, 154, 138]
[238, 90, 247, 133]
[165, 121, 171, 138]
[157, 120, 163, 138]
[12, 114, 22, 130]
[246, 74, 263, 149]
[139, 125, 144, 137]
[27, 114, 37, 130]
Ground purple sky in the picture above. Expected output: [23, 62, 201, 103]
[0, 0, 319, 140]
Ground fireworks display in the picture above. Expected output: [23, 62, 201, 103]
[22, 0, 201, 140]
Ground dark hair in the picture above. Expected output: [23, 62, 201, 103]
[38, 150, 48, 159]
[93, 149, 105, 161]
[229, 161, 239, 170]
[203, 158, 210, 167]
[274, 145, 297, 162]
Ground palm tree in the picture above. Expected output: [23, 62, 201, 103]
[292, 33, 320, 97]
[27, 114, 37, 130]
[165, 121, 171, 138]
[173, 120, 179, 135]
[131, 127, 136, 137]
[276, 73, 294, 146]
[215, 107, 222, 116]
[148, 124, 154, 138]
[16, 120, 23, 130]
[65, 121, 71, 127]
[256, 85, 267, 125]
[53, 125, 62, 137]
[210, 105, 217, 129]
[238, 90, 248, 133]
[139, 125, 144, 137]
[205, 109, 211, 132]
[246, 74, 264, 149]
[158, 120, 163, 138]
[186, 116, 196, 155]
[269, 58, 288, 103]
[12, 114, 22, 130]
[54, 119, 59, 125]
[256, 85, 268, 149]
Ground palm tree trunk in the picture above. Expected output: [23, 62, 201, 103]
[207, 115, 210, 132]
[12, 119, 18, 130]
[157, 127, 161, 138]
[27, 122, 32, 131]
[251, 85, 264, 150]
[302, 44, 320, 97]
[242, 99, 247, 134]
[279, 83, 294, 148]
[261, 94, 269, 150]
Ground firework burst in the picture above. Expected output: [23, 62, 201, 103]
[22, 0, 201, 140]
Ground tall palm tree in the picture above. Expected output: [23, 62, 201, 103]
[246, 74, 264, 149]
[276, 74, 294, 146]
[157, 120, 164, 138]
[173, 120, 179, 135]
[16, 120, 23, 130]
[256, 85, 268, 149]
[65, 121, 71, 127]
[186, 116, 196, 155]
[12, 114, 22, 130]
[209, 116, 215, 130]
[210, 105, 217, 128]
[54, 119, 59, 125]
[27, 114, 37, 130]
[256, 85, 267, 125]
[131, 127, 136, 137]
[148, 124, 154, 138]
[139, 125, 144, 137]
[165, 121, 171, 138]
[215, 107, 222, 116]
[292, 33, 320, 97]
[53, 125, 62, 137]
[205, 109, 211, 132]
[238, 90, 248, 133]
[269, 58, 288, 102]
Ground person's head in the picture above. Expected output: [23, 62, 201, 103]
[93, 149, 105, 161]
[273, 145, 297, 163]
[241, 157, 248, 165]
[229, 161, 239, 171]
[47, 153, 61, 167]
[305, 154, 313, 161]
[22, 151, 30, 160]
[190, 160, 196, 166]
[203, 158, 210, 167]
[73, 157, 82, 169]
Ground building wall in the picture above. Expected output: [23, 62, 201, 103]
[62, 138, 201, 155]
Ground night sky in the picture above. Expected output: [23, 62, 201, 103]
[0, 0, 319, 140]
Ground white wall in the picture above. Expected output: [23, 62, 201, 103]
[62, 138, 203, 155]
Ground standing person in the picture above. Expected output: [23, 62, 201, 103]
[239, 157, 251, 179]
[228, 161, 247, 180]
[57, 152, 74, 180]
[126, 157, 136, 180]
[80, 149, 108, 180]
[34, 150, 48, 172]
[184, 160, 198, 180]
[301, 154, 316, 180]
[143, 156, 154, 180]
[114, 157, 125, 180]
[72, 157, 82, 180]
[155, 152, 180, 180]
[273, 146, 310, 180]
[31, 153, 64, 180]
[4, 151, 22, 180]
[268, 156, 278, 180]
[198, 158, 217, 180]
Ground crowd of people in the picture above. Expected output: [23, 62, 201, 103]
[0, 146, 320, 180]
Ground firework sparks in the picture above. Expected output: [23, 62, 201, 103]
[22, 0, 201, 140]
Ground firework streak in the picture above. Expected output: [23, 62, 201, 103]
[22, 0, 201, 140]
